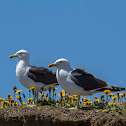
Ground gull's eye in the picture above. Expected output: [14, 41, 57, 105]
[18, 53, 22, 55]
[59, 61, 62, 63]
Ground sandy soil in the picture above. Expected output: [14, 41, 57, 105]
[0, 106, 126, 126]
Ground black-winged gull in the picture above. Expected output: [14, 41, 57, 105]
[9, 50, 58, 91]
[48, 58, 125, 108]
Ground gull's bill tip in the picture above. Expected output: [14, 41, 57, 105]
[9, 54, 17, 59]
[48, 63, 56, 67]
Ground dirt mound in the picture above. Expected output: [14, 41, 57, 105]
[0, 106, 126, 126]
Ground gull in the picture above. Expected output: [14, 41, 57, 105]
[9, 50, 58, 92]
[49, 58, 125, 108]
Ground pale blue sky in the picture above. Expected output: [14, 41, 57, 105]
[0, 0, 126, 100]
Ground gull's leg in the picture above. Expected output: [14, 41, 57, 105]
[77, 95, 80, 109]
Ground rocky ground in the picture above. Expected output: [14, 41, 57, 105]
[0, 106, 126, 126]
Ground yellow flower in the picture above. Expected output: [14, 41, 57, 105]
[57, 99, 62, 103]
[62, 93, 65, 97]
[44, 97, 48, 100]
[58, 93, 61, 97]
[84, 102, 92, 105]
[4, 101, 9, 104]
[9, 97, 13, 99]
[94, 99, 100, 102]
[108, 93, 114, 96]
[0, 106, 3, 109]
[0, 98, 3, 102]
[8, 93, 11, 96]
[68, 96, 73, 99]
[9, 99, 14, 102]
[112, 96, 118, 100]
[61, 90, 65, 93]
[1, 101, 4, 104]
[119, 93, 124, 97]
[112, 103, 118, 106]
[12, 103, 15, 107]
[9, 104, 11, 107]
[103, 90, 111, 94]
[16, 90, 22, 94]
[16, 96, 21, 100]
[39, 94, 45, 96]
[58, 91, 63, 97]
[108, 102, 118, 106]
[108, 103, 113, 106]
[73, 95, 78, 97]
[15, 102, 18, 105]
[57, 100, 60, 103]
[74, 97, 78, 100]
[22, 102, 26, 105]
[71, 100, 74, 104]
[28, 98, 33, 100]
[83, 98, 90, 102]
[29, 87, 35, 90]
[1, 99, 5, 103]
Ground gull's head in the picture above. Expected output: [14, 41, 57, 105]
[48, 58, 70, 69]
[9, 50, 29, 60]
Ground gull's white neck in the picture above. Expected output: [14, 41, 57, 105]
[57, 66, 72, 72]
[56, 66, 73, 83]
[16, 58, 29, 67]
[16, 58, 29, 78]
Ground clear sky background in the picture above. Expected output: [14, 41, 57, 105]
[0, 0, 126, 100]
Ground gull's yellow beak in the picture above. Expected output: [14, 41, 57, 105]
[9, 54, 17, 59]
[48, 63, 57, 67]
